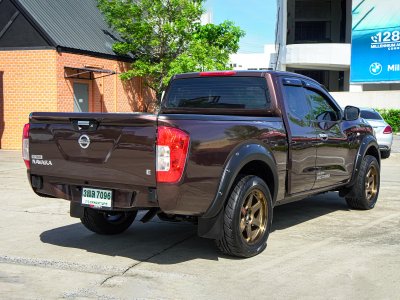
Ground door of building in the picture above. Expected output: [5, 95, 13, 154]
[73, 83, 89, 112]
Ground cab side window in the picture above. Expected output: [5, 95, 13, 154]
[283, 85, 311, 126]
[305, 89, 339, 130]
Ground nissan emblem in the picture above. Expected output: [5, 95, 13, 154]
[78, 135, 90, 149]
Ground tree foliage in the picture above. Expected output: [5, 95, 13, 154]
[97, 0, 244, 104]
[376, 109, 400, 132]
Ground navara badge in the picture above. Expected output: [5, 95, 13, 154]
[78, 135, 90, 149]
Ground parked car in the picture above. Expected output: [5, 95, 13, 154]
[23, 71, 381, 257]
[360, 108, 393, 158]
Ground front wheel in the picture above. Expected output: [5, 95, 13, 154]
[345, 155, 380, 210]
[216, 175, 273, 258]
[80, 208, 137, 235]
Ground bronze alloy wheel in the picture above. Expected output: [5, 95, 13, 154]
[217, 175, 273, 257]
[345, 155, 380, 210]
[365, 165, 378, 201]
[240, 188, 267, 244]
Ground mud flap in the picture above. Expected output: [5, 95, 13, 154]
[198, 209, 224, 239]
[70, 202, 84, 218]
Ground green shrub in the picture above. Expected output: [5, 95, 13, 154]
[376, 109, 400, 133]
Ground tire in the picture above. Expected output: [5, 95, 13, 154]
[80, 208, 137, 235]
[216, 175, 273, 258]
[381, 150, 391, 159]
[345, 155, 380, 210]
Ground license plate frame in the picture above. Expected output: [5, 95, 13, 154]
[82, 187, 113, 209]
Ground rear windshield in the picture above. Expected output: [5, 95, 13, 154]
[360, 110, 382, 120]
[164, 77, 270, 109]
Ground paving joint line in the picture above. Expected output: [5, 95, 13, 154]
[0, 255, 122, 276]
[2, 209, 66, 216]
[100, 233, 196, 286]
[0, 168, 25, 173]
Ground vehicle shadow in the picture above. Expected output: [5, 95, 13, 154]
[40, 215, 221, 263]
[272, 191, 349, 232]
[40, 192, 348, 264]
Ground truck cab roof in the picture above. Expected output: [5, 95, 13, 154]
[172, 70, 323, 86]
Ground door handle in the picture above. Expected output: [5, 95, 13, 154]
[319, 133, 328, 141]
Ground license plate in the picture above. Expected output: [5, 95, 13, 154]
[82, 188, 112, 209]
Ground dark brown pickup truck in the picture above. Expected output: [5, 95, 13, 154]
[23, 71, 381, 257]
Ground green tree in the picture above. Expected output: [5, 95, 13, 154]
[97, 0, 244, 107]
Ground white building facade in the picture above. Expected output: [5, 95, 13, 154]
[274, 0, 400, 108]
[229, 44, 276, 71]
[275, 0, 352, 92]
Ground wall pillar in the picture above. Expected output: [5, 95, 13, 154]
[349, 84, 363, 92]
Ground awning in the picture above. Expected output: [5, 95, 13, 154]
[64, 66, 116, 79]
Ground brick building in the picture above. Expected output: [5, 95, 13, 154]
[0, 0, 151, 149]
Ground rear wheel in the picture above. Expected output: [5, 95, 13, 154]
[381, 150, 390, 159]
[216, 175, 273, 258]
[80, 208, 137, 235]
[345, 155, 380, 210]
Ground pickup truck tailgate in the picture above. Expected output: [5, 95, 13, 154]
[29, 112, 157, 187]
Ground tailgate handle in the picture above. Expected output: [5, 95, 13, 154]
[72, 120, 99, 131]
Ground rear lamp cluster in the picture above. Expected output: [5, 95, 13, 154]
[156, 126, 190, 183]
[383, 125, 392, 134]
[22, 123, 30, 169]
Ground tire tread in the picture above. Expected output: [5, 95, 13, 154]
[381, 150, 390, 159]
[81, 209, 136, 235]
[345, 155, 380, 210]
[216, 175, 272, 257]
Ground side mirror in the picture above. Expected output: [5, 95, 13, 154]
[343, 106, 360, 121]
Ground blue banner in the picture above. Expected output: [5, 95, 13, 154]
[351, 0, 400, 83]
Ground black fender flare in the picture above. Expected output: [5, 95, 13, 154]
[198, 143, 278, 239]
[348, 134, 380, 187]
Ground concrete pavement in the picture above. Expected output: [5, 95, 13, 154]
[0, 148, 399, 299]
[392, 134, 400, 153]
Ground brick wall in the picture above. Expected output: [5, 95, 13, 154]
[0, 49, 153, 149]
[56, 52, 149, 113]
[0, 49, 57, 149]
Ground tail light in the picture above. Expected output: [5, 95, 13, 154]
[156, 126, 190, 183]
[383, 125, 392, 134]
[22, 123, 30, 169]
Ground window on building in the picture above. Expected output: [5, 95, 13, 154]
[295, 0, 331, 19]
[291, 69, 345, 92]
[295, 21, 331, 43]
[294, 70, 328, 86]
[287, 0, 348, 44]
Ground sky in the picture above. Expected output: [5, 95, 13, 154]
[205, 0, 277, 53]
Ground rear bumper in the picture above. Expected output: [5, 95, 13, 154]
[379, 145, 391, 151]
[27, 171, 159, 210]
[376, 133, 393, 151]
[27, 172, 206, 216]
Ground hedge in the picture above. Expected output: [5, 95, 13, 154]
[376, 109, 400, 133]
